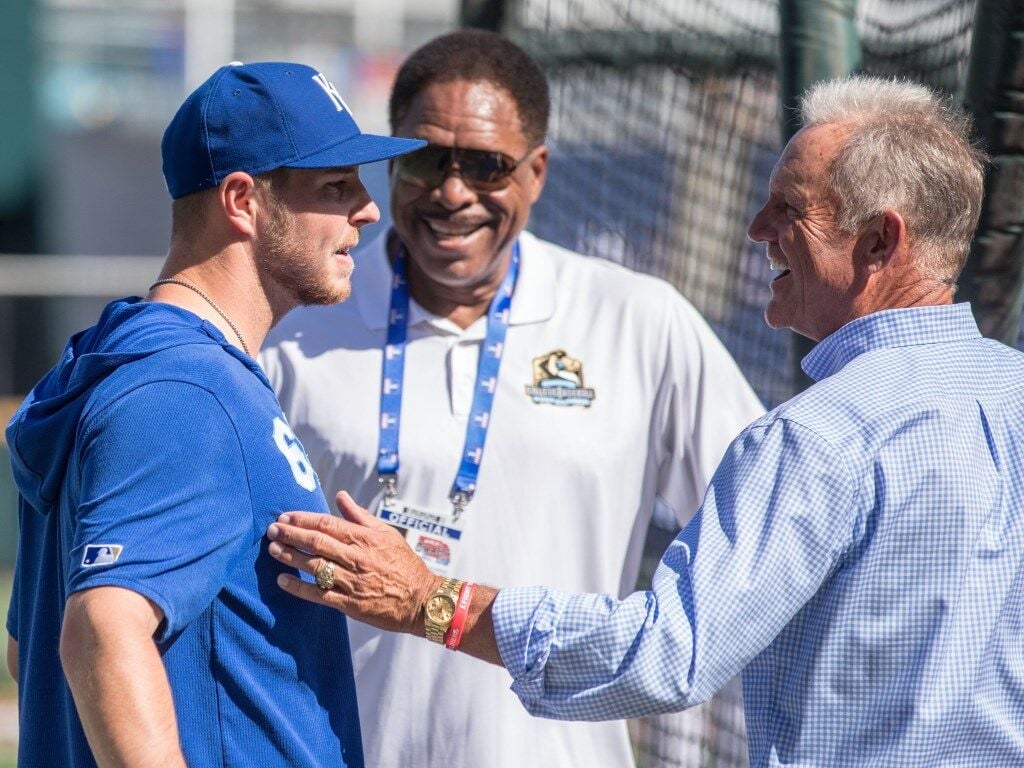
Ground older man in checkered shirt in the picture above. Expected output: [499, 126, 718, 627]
[266, 74, 1024, 767]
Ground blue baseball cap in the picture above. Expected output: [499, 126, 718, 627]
[162, 61, 426, 199]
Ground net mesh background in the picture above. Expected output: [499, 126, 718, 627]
[506, 1, 978, 765]
[510, 0, 979, 411]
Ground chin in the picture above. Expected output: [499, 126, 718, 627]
[295, 278, 351, 307]
[328, 280, 353, 304]
[419, 246, 479, 275]
[419, 260, 493, 291]
[763, 304, 786, 330]
[332, 282, 352, 303]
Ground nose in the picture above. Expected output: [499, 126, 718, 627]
[350, 179, 381, 228]
[358, 200, 382, 227]
[747, 201, 772, 243]
[432, 171, 477, 210]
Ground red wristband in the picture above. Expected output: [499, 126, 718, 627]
[444, 581, 476, 651]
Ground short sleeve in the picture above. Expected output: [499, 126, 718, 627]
[69, 381, 254, 642]
[653, 296, 765, 528]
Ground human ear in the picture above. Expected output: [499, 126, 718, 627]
[858, 209, 905, 274]
[219, 172, 260, 238]
[525, 145, 549, 203]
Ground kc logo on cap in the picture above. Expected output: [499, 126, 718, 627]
[311, 72, 350, 113]
[161, 61, 425, 199]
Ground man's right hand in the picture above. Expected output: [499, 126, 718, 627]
[268, 491, 504, 665]
[267, 491, 443, 636]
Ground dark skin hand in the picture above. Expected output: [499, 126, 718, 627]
[267, 492, 504, 666]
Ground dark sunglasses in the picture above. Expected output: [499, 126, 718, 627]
[392, 144, 531, 192]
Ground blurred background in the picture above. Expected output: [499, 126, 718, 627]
[2, 0, 1022, 765]
[0, 1, 461, 763]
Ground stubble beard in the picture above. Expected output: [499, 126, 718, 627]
[257, 200, 352, 308]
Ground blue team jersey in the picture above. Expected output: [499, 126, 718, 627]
[6, 298, 363, 767]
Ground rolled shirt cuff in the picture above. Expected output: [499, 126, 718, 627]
[493, 586, 571, 705]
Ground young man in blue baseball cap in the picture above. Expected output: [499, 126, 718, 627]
[5, 62, 423, 768]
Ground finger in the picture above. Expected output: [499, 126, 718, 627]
[267, 517, 353, 563]
[335, 490, 380, 527]
[274, 510, 342, 531]
[276, 573, 343, 611]
[267, 540, 332, 577]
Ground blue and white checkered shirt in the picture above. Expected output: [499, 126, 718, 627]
[493, 303, 1024, 766]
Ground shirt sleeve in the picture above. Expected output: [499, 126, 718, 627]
[68, 381, 255, 643]
[652, 295, 765, 529]
[493, 415, 859, 721]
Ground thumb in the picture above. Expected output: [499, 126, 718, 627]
[335, 490, 379, 527]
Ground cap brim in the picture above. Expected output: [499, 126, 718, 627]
[286, 133, 426, 169]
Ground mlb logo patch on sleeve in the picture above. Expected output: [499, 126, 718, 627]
[82, 544, 124, 567]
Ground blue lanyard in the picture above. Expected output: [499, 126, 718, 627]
[377, 240, 520, 519]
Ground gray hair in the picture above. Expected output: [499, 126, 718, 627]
[800, 76, 986, 284]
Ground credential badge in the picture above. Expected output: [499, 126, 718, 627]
[525, 349, 596, 407]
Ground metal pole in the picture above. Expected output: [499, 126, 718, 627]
[778, 0, 860, 391]
[354, 0, 405, 53]
[184, 0, 236, 90]
[958, 0, 1024, 346]
[460, 0, 506, 31]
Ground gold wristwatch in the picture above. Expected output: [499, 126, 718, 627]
[424, 577, 464, 644]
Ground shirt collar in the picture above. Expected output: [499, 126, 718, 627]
[802, 302, 982, 381]
[354, 229, 555, 333]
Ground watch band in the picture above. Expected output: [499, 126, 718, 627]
[424, 577, 465, 644]
[444, 582, 476, 651]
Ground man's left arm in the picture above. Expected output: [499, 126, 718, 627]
[60, 587, 186, 768]
[64, 382, 255, 761]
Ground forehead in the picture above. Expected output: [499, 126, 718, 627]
[769, 123, 848, 194]
[395, 79, 527, 152]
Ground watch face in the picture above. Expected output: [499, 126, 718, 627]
[426, 594, 456, 624]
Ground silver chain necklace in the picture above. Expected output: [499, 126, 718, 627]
[149, 278, 250, 356]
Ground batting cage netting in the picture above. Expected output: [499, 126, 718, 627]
[508, 0, 978, 410]
[502, 1, 978, 765]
